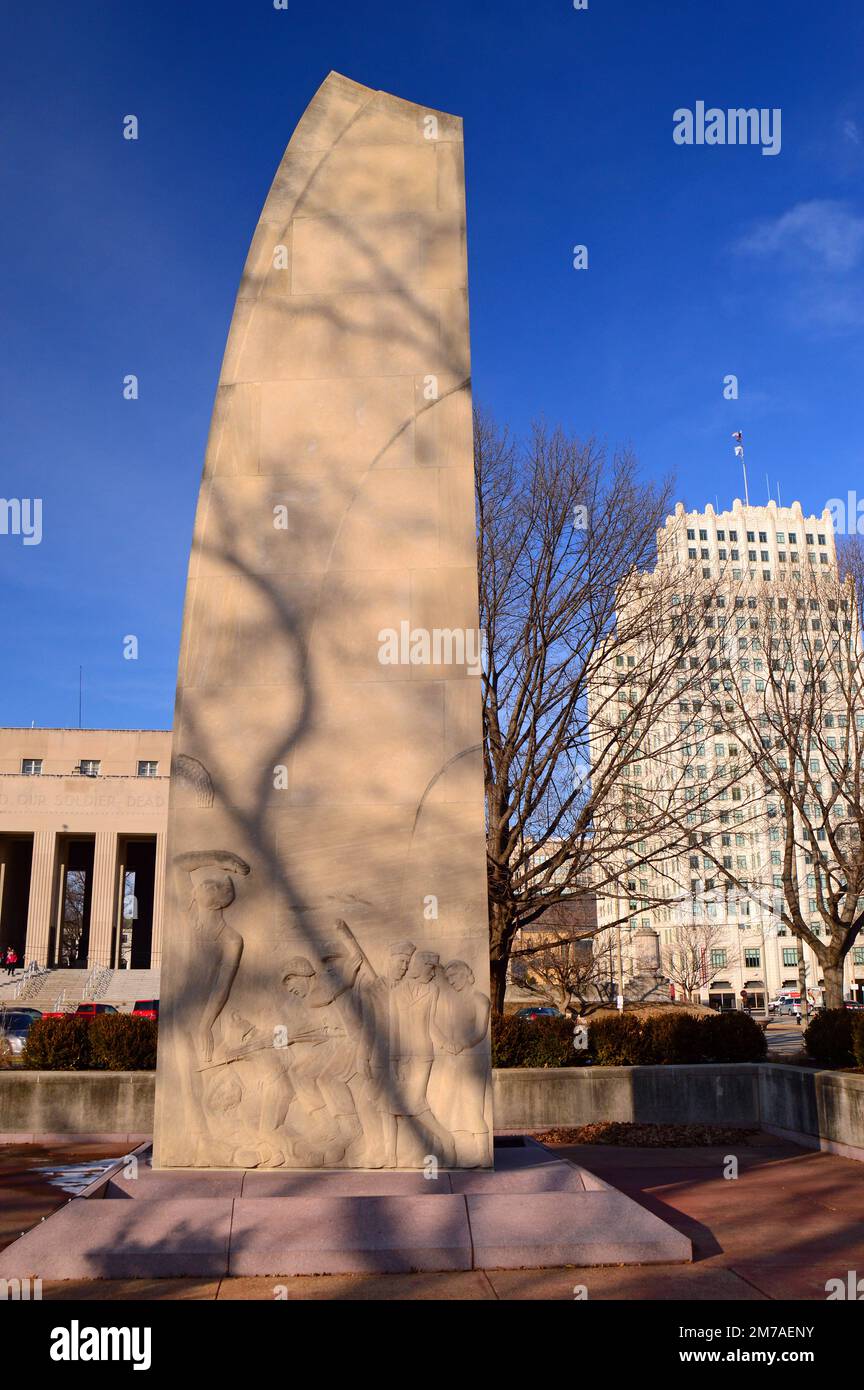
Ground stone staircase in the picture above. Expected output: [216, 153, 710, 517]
[0, 966, 160, 1013]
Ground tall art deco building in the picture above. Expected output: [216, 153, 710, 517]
[592, 498, 864, 1010]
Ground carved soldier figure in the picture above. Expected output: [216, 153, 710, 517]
[171, 851, 251, 1166]
[175, 850, 251, 1064]
[354, 939, 417, 1167]
[388, 949, 457, 1167]
[433, 960, 492, 1167]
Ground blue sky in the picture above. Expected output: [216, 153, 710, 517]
[2, 0, 863, 730]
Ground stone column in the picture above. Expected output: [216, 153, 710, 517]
[0, 842, 7, 940]
[151, 831, 167, 970]
[88, 832, 118, 969]
[25, 830, 57, 967]
[154, 72, 490, 1171]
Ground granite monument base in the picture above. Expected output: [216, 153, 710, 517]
[0, 1138, 691, 1278]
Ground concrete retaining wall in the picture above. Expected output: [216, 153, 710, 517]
[2, 1066, 863, 1158]
[0, 1071, 155, 1143]
[757, 1065, 864, 1161]
[491, 1064, 864, 1159]
[492, 1064, 762, 1131]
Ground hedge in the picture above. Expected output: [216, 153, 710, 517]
[492, 1013, 587, 1068]
[21, 1015, 93, 1070]
[589, 1014, 655, 1066]
[804, 1009, 858, 1069]
[22, 1014, 157, 1071]
[700, 1010, 768, 1064]
[87, 1014, 158, 1071]
[493, 1009, 767, 1067]
[590, 1010, 766, 1066]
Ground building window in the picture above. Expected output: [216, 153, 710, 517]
[79, 759, 101, 777]
[744, 948, 761, 968]
[137, 761, 159, 778]
[710, 949, 727, 968]
[853, 949, 864, 966]
[21, 758, 43, 776]
[783, 948, 798, 967]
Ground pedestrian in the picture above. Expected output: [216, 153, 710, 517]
[4, 946, 18, 976]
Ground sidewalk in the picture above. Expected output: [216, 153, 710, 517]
[2, 1134, 862, 1300]
[0, 1142, 131, 1256]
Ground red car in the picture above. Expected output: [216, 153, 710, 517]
[132, 999, 159, 1021]
[41, 1002, 119, 1020]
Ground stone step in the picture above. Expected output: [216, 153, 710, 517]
[0, 968, 161, 1012]
[0, 1176, 691, 1278]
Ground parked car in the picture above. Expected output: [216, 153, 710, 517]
[0, 1006, 41, 1023]
[0, 1008, 42, 1058]
[132, 999, 159, 1021]
[515, 1006, 562, 1020]
[73, 1003, 119, 1019]
[776, 1002, 800, 1017]
[43, 1002, 121, 1020]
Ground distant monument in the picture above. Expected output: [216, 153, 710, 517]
[153, 73, 492, 1170]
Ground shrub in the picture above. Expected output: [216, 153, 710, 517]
[21, 1013, 158, 1071]
[88, 1014, 157, 1071]
[700, 1010, 766, 1063]
[645, 1011, 705, 1064]
[804, 1008, 856, 1068]
[853, 1015, 864, 1068]
[22, 1015, 92, 1070]
[589, 1013, 654, 1066]
[492, 1013, 585, 1068]
[588, 1010, 766, 1066]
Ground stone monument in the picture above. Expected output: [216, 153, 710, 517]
[153, 73, 492, 1171]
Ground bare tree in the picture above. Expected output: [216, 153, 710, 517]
[514, 932, 595, 1013]
[661, 920, 739, 1003]
[477, 411, 710, 1009]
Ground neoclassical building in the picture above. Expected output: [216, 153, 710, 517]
[0, 728, 171, 979]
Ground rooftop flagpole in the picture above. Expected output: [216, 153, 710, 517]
[732, 432, 749, 506]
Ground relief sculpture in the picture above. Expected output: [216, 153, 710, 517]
[177, 893, 492, 1170]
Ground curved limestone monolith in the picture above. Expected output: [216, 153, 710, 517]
[153, 73, 491, 1171]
